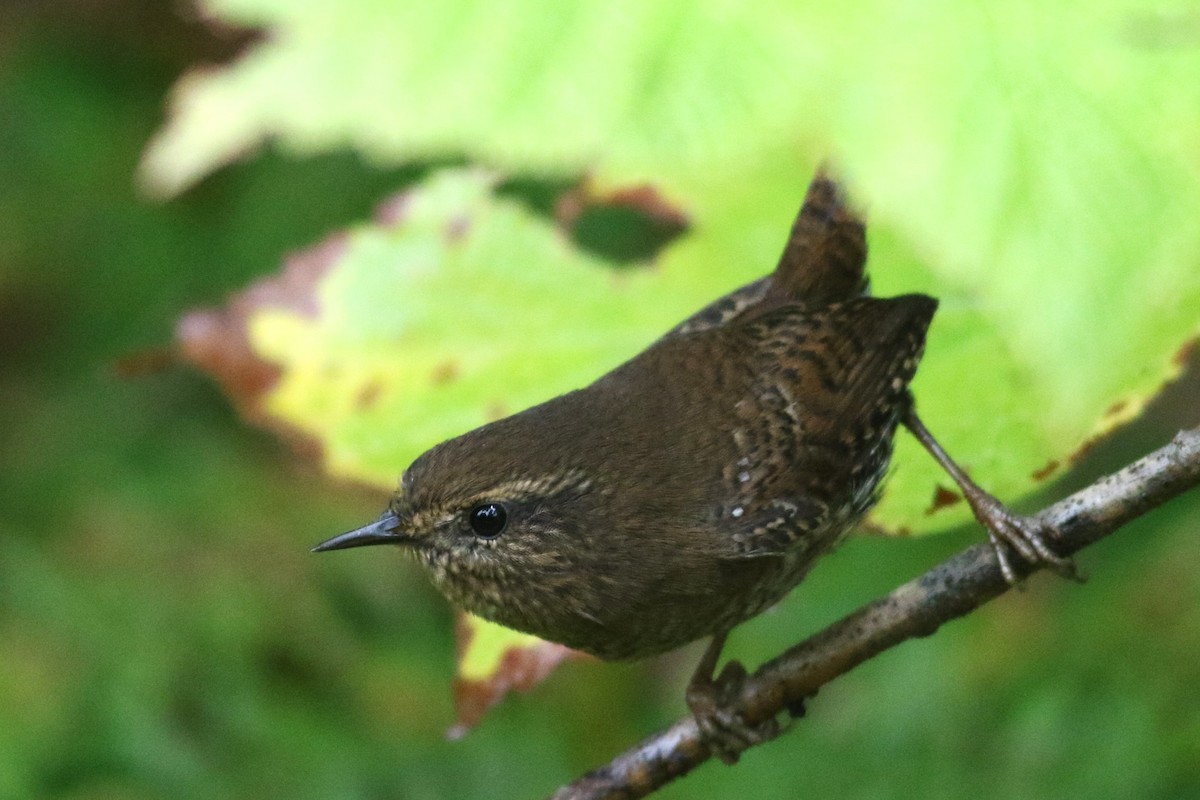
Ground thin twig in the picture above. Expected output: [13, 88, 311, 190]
[552, 426, 1200, 800]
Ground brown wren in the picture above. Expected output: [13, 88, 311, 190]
[314, 168, 1074, 761]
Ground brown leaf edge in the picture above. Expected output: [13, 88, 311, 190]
[175, 232, 349, 459]
[448, 612, 591, 741]
[174, 178, 491, 455]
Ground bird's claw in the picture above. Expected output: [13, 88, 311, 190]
[970, 496, 1080, 584]
[686, 660, 782, 765]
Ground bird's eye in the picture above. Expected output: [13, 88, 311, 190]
[468, 502, 508, 539]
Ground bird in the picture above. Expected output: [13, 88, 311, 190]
[314, 167, 1074, 762]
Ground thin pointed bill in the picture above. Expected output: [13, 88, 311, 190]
[312, 511, 406, 552]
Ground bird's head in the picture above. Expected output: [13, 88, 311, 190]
[312, 424, 612, 635]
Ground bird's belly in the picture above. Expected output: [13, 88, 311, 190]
[547, 550, 816, 661]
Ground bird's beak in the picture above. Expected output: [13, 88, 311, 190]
[312, 511, 407, 552]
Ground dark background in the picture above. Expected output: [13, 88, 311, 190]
[2, 3, 1198, 798]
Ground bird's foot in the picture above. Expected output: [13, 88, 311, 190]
[902, 407, 1081, 585]
[967, 492, 1081, 585]
[686, 659, 782, 765]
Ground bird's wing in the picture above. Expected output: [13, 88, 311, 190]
[713, 294, 936, 558]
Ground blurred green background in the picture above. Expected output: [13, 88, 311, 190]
[2, 3, 1199, 799]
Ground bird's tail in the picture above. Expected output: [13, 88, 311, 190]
[770, 166, 869, 308]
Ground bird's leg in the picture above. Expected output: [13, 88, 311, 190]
[685, 632, 782, 765]
[902, 405, 1080, 583]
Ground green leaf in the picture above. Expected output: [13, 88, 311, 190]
[165, 2, 1200, 538]
[237, 169, 719, 485]
[141, 0, 820, 197]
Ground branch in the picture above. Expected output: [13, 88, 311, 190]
[551, 426, 1200, 800]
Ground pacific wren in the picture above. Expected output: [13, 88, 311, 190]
[315, 168, 1074, 761]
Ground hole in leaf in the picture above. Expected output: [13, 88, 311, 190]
[498, 177, 690, 267]
[561, 185, 690, 267]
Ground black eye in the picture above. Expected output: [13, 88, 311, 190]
[468, 502, 508, 539]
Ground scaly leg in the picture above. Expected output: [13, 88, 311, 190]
[903, 406, 1080, 584]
